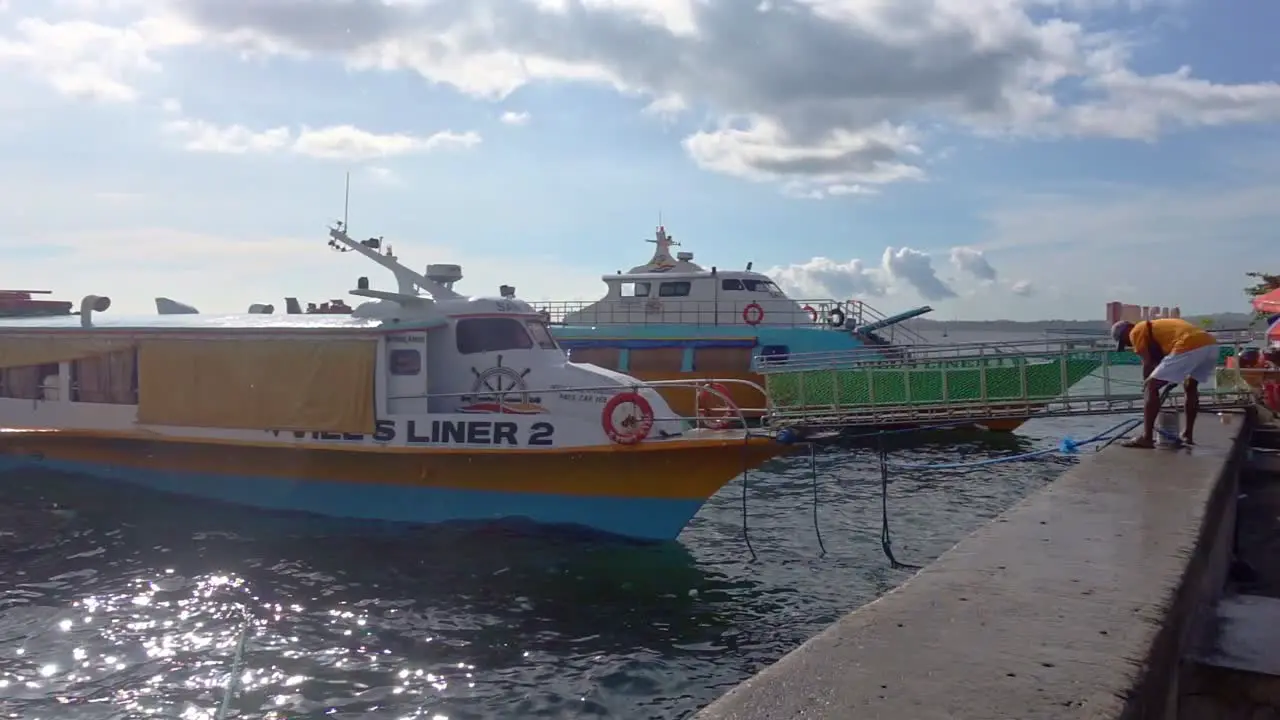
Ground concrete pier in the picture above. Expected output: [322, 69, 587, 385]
[695, 413, 1251, 720]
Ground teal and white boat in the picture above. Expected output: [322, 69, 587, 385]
[532, 226, 933, 417]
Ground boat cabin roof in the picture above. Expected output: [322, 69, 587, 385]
[0, 313, 414, 338]
[606, 269, 780, 283]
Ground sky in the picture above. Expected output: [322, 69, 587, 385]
[1, 0, 1278, 321]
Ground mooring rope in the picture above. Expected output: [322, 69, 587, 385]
[739, 430, 757, 562]
[877, 434, 921, 571]
[865, 383, 1182, 567]
[809, 443, 827, 556]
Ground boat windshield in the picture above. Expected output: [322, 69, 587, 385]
[741, 279, 781, 293]
[456, 317, 535, 354]
[525, 320, 559, 350]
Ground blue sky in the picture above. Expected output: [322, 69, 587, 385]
[1, 0, 1278, 321]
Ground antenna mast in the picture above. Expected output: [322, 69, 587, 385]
[342, 171, 351, 232]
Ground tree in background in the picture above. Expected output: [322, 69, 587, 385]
[1198, 317, 1215, 330]
[1246, 272, 1280, 318]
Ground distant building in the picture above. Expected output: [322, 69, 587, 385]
[1106, 301, 1181, 325]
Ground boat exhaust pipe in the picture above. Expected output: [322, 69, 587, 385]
[79, 295, 111, 327]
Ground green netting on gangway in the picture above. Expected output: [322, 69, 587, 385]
[765, 356, 1102, 409]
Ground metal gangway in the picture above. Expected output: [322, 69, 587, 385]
[754, 334, 1264, 430]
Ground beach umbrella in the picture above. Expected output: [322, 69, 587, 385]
[1270, 315, 1280, 343]
[1254, 287, 1280, 314]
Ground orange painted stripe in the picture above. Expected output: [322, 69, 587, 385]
[0, 433, 791, 500]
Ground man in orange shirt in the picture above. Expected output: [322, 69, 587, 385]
[1110, 318, 1219, 448]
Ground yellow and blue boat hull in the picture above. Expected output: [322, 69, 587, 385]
[0, 432, 788, 541]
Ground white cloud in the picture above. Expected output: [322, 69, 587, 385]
[0, 14, 199, 102]
[882, 246, 956, 302]
[132, 0, 1280, 196]
[770, 256, 887, 299]
[950, 246, 997, 282]
[162, 116, 482, 160]
[770, 244, 989, 302]
[500, 110, 530, 125]
[293, 125, 481, 160]
[1011, 280, 1034, 296]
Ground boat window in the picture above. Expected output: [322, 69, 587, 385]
[758, 344, 790, 366]
[619, 282, 650, 298]
[455, 317, 535, 354]
[72, 350, 138, 404]
[658, 281, 691, 298]
[389, 348, 422, 375]
[524, 320, 560, 350]
[1, 362, 58, 401]
[721, 279, 744, 291]
[742, 279, 781, 293]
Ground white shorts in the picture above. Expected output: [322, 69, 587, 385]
[1150, 344, 1218, 385]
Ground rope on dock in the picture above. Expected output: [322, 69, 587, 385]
[881, 416, 1141, 471]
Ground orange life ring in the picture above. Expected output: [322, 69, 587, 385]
[696, 382, 740, 430]
[742, 303, 764, 326]
[801, 305, 817, 322]
[602, 391, 654, 445]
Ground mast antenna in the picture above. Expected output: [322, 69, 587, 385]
[342, 171, 351, 232]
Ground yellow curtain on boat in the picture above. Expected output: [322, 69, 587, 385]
[0, 336, 136, 369]
[136, 338, 377, 433]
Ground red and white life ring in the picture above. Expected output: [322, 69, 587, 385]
[742, 303, 765, 326]
[696, 382, 740, 430]
[801, 304, 817, 323]
[602, 391, 655, 445]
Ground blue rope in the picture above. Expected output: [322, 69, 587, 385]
[882, 416, 1142, 471]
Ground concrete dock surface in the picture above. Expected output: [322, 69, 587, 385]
[695, 414, 1247, 720]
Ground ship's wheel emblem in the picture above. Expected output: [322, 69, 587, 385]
[463, 355, 542, 409]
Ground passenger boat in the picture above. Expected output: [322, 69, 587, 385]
[0, 289, 74, 318]
[0, 224, 788, 542]
[535, 226, 934, 418]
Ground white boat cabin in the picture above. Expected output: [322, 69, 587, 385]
[0, 226, 687, 450]
[553, 227, 832, 327]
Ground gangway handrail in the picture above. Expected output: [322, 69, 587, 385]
[753, 336, 1103, 373]
[848, 300, 930, 345]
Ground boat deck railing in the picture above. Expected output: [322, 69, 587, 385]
[531, 298, 932, 338]
[392, 378, 771, 431]
[531, 298, 847, 327]
[753, 336, 1100, 374]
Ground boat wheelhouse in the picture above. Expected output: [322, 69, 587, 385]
[0, 224, 788, 542]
